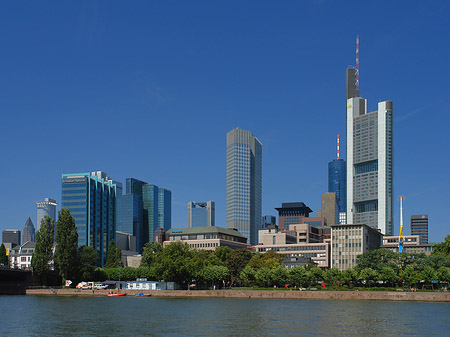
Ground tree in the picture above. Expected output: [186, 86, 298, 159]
[79, 246, 98, 281]
[255, 267, 272, 287]
[240, 265, 257, 286]
[141, 242, 162, 267]
[289, 266, 309, 288]
[214, 246, 232, 265]
[198, 265, 230, 287]
[271, 266, 289, 287]
[432, 235, 450, 258]
[54, 209, 78, 282]
[31, 216, 54, 284]
[379, 267, 397, 287]
[356, 248, 398, 273]
[152, 241, 194, 287]
[436, 267, 450, 283]
[359, 268, 379, 287]
[324, 268, 342, 287]
[105, 240, 122, 268]
[342, 268, 359, 287]
[0, 243, 8, 266]
[227, 248, 253, 280]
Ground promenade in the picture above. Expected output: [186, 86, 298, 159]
[26, 288, 450, 302]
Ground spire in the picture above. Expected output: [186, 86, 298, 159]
[337, 134, 340, 159]
[355, 35, 359, 91]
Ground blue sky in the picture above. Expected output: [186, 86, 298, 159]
[1, 1, 449, 243]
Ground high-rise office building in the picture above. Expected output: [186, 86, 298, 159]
[262, 215, 276, 228]
[35, 198, 57, 231]
[2, 229, 21, 247]
[328, 145, 346, 222]
[124, 178, 172, 244]
[317, 193, 338, 226]
[275, 202, 313, 230]
[346, 68, 393, 235]
[226, 127, 262, 245]
[22, 217, 36, 243]
[61, 171, 119, 266]
[188, 201, 215, 228]
[411, 214, 428, 244]
[116, 193, 144, 252]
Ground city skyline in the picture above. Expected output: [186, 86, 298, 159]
[1, 1, 449, 243]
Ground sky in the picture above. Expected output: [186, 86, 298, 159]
[1, 1, 449, 243]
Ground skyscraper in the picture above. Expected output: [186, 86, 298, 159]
[35, 198, 57, 231]
[328, 156, 346, 221]
[188, 201, 215, 228]
[2, 229, 21, 247]
[226, 127, 262, 245]
[124, 178, 172, 244]
[116, 193, 144, 252]
[22, 217, 36, 243]
[61, 171, 119, 266]
[346, 87, 393, 235]
[411, 214, 428, 244]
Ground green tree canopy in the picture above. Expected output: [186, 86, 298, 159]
[55, 209, 78, 282]
[140, 242, 162, 267]
[289, 266, 309, 287]
[31, 216, 55, 284]
[356, 248, 398, 273]
[79, 246, 99, 281]
[105, 239, 123, 268]
[227, 248, 253, 280]
[432, 235, 450, 258]
[0, 243, 8, 266]
[152, 241, 194, 286]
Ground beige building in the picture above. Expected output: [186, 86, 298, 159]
[331, 224, 382, 270]
[256, 224, 331, 268]
[317, 192, 338, 226]
[382, 235, 433, 255]
[164, 226, 248, 251]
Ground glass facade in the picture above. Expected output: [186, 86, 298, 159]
[226, 128, 262, 245]
[116, 194, 144, 252]
[61, 172, 117, 266]
[22, 217, 36, 243]
[328, 158, 346, 214]
[35, 198, 57, 232]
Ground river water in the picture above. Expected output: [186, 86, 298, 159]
[1, 296, 449, 336]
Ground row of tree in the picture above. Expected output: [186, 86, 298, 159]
[91, 239, 450, 290]
[31, 209, 123, 284]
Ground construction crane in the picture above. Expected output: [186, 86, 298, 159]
[399, 196, 405, 253]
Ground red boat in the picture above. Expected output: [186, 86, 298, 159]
[108, 292, 127, 297]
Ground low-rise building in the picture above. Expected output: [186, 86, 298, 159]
[164, 226, 248, 251]
[331, 224, 383, 270]
[382, 235, 433, 255]
[9, 241, 35, 270]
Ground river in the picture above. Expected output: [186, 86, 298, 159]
[1, 296, 449, 336]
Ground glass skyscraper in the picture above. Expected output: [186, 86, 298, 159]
[22, 217, 36, 243]
[188, 201, 215, 228]
[328, 158, 346, 215]
[61, 171, 119, 266]
[116, 193, 143, 252]
[226, 127, 262, 245]
[124, 178, 171, 245]
[346, 94, 393, 235]
[35, 198, 57, 231]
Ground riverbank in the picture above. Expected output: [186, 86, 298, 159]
[25, 288, 450, 302]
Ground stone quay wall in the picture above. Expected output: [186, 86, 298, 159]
[26, 288, 450, 302]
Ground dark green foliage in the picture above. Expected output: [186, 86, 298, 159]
[79, 246, 99, 281]
[31, 216, 54, 284]
[356, 248, 398, 273]
[432, 235, 450, 258]
[140, 242, 162, 267]
[227, 248, 253, 279]
[152, 241, 194, 286]
[105, 240, 123, 268]
[197, 265, 230, 286]
[289, 266, 309, 287]
[55, 209, 78, 282]
[0, 243, 8, 266]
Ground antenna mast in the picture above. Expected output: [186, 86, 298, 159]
[355, 35, 359, 91]
[337, 134, 340, 159]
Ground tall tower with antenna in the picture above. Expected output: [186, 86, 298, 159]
[346, 35, 394, 235]
[329, 134, 347, 223]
